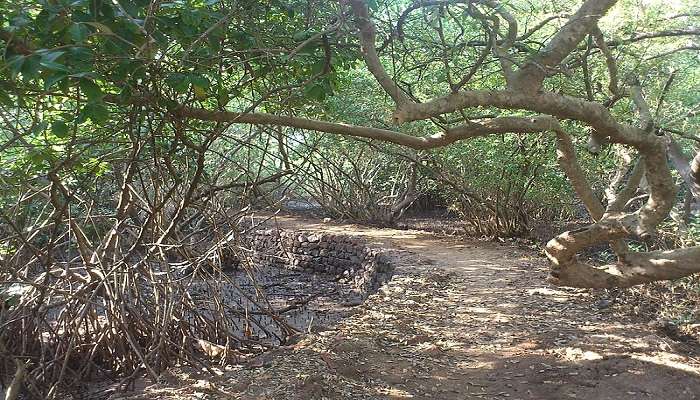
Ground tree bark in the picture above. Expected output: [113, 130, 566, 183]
[509, 0, 619, 92]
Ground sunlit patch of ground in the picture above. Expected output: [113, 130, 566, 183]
[112, 216, 700, 400]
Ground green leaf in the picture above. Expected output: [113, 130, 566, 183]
[51, 120, 70, 138]
[68, 23, 89, 42]
[311, 59, 328, 75]
[6, 55, 25, 78]
[40, 60, 70, 73]
[44, 73, 68, 90]
[217, 86, 230, 106]
[112, 60, 141, 81]
[80, 102, 110, 124]
[0, 91, 12, 106]
[193, 85, 207, 100]
[68, 47, 94, 63]
[304, 83, 326, 101]
[79, 79, 104, 100]
[99, 2, 116, 20]
[30, 121, 49, 135]
[293, 31, 311, 42]
[166, 73, 190, 93]
[189, 74, 210, 89]
[68, 71, 98, 79]
[40, 50, 65, 63]
[84, 21, 114, 35]
[21, 56, 42, 78]
[232, 31, 255, 48]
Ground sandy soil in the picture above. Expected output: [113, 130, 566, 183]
[114, 215, 700, 400]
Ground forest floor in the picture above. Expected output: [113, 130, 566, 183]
[116, 215, 700, 400]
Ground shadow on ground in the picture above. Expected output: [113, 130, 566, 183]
[111, 216, 700, 400]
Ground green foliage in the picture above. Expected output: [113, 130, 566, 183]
[2, 1, 700, 395]
[0, 0, 698, 230]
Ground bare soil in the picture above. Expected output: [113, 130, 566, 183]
[113, 215, 700, 400]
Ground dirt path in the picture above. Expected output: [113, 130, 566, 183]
[121, 218, 700, 400]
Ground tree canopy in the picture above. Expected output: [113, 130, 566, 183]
[1, 0, 700, 284]
[3, 0, 700, 395]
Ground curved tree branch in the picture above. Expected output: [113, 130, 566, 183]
[177, 106, 558, 149]
[590, 25, 619, 96]
[510, 0, 618, 92]
[349, 0, 412, 106]
[554, 129, 629, 255]
[394, 89, 651, 147]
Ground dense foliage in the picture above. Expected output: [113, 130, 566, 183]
[0, 0, 699, 396]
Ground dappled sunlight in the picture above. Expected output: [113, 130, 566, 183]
[460, 306, 493, 314]
[632, 354, 700, 376]
[5, 0, 700, 396]
[120, 217, 700, 399]
[397, 243, 430, 250]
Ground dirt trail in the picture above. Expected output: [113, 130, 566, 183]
[121, 217, 700, 400]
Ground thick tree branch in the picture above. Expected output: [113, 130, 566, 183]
[555, 129, 628, 255]
[546, 137, 678, 288]
[634, 144, 677, 237]
[394, 89, 651, 147]
[548, 242, 700, 288]
[349, 0, 412, 106]
[692, 148, 700, 198]
[510, 0, 618, 92]
[481, 0, 517, 49]
[469, 1, 517, 84]
[554, 129, 604, 219]
[177, 106, 557, 150]
[629, 79, 654, 133]
[606, 158, 645, 212]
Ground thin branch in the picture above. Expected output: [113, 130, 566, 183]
[609, 28, 700, 45]
[591, 24, 619, 95]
